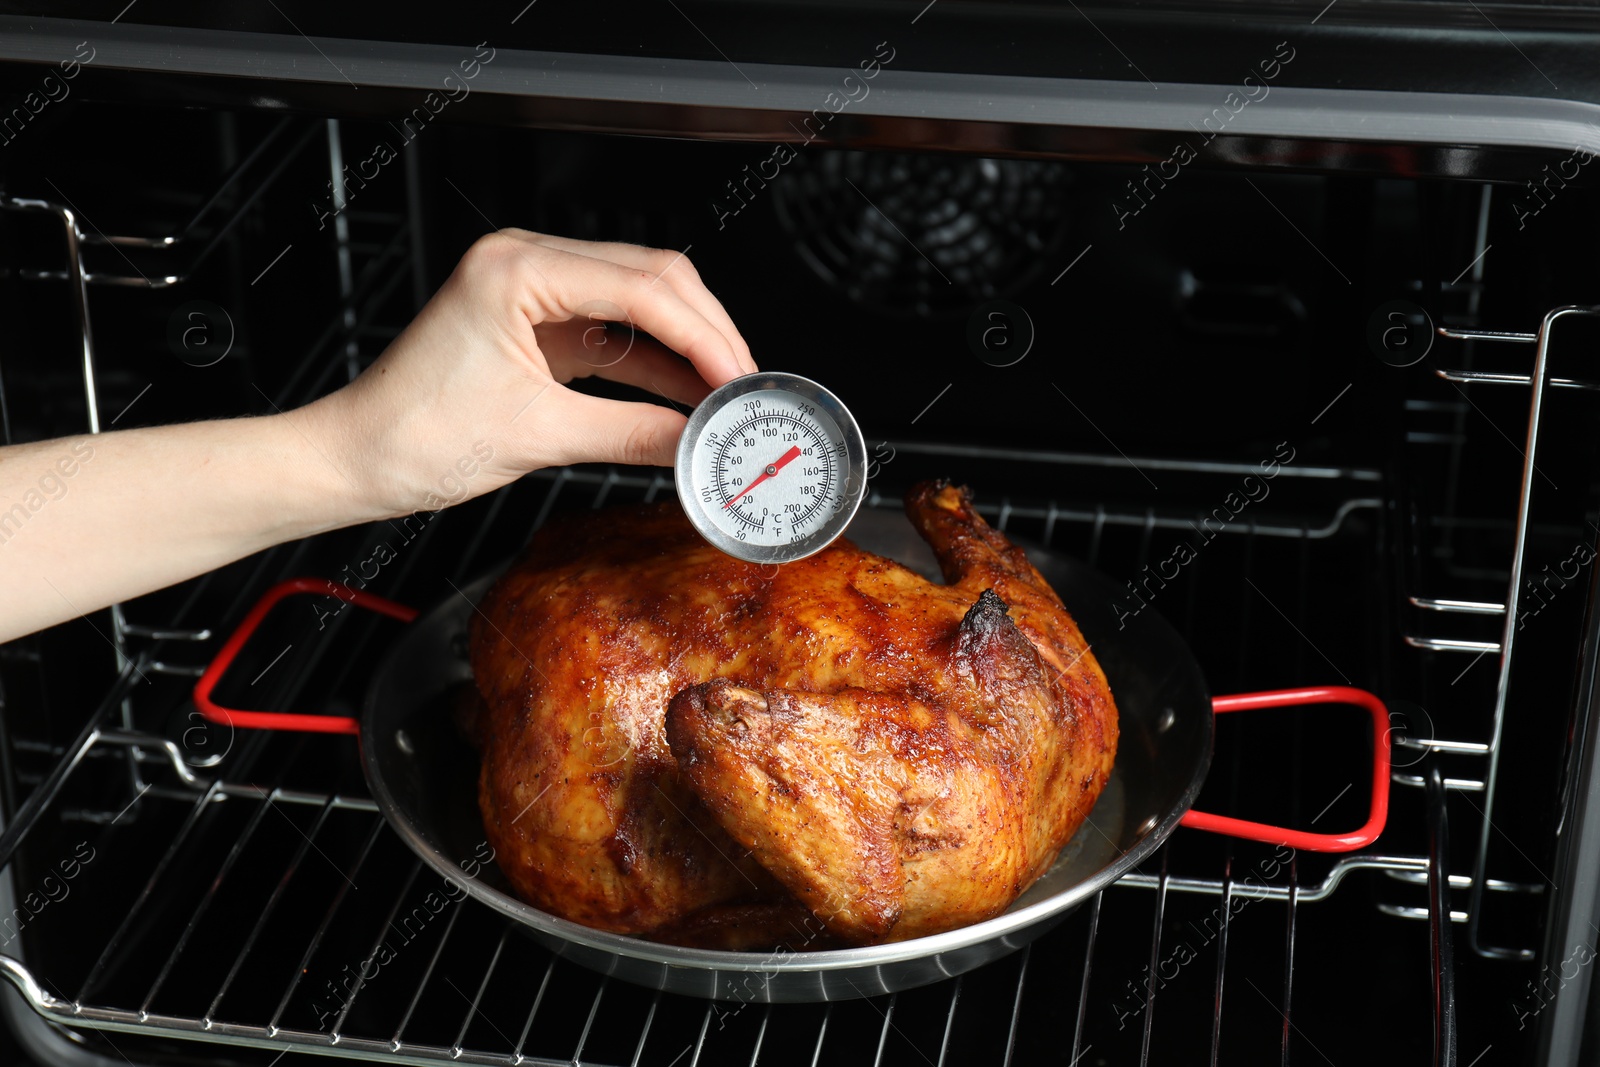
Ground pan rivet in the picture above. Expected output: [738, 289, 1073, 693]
[1157, 707, 1175, 733]
[396, 729, 414, 755]
[1138, 815, 1159, 835]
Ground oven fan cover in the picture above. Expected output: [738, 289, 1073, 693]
[771, 150, 1071, 317]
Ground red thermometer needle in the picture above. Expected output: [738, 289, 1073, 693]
[723, 445, 802, 509]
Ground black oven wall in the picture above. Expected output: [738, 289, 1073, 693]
[0, 87, 1598, 1067]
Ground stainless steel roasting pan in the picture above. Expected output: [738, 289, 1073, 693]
[358, 506, 1213, 1003]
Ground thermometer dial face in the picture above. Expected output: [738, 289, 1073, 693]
[676, 373, 867, 564]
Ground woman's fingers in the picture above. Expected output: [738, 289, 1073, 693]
[534, 320, 715, 407]
[480, 234, 747, 390]
[516, 232, 758, 376]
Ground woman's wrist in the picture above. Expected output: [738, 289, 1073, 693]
[263, 396, 394, 536]
[295, 348, 528, 523]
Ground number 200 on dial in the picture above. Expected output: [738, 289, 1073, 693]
[676, 372, 867, 564]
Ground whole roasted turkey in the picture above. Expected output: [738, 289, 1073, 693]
[467, 480, 1118, 949]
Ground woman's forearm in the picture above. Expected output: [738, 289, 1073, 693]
[0, 400, 370, 642]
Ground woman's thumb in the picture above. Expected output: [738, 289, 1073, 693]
[548, 388, 688, 468]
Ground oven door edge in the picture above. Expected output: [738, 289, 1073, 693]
[0, 15, 1596, 182]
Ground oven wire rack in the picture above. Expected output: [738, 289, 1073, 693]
[0, 465, 1454, 1067]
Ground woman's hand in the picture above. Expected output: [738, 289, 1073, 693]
[0, 230, 755, 642]
[306, 229, 756, 521]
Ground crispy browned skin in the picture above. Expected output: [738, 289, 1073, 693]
[469, 480, 1118, 947]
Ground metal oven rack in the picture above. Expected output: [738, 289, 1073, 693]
[1, 113, 1571, 1066]
[0, 460, 1453, 1067]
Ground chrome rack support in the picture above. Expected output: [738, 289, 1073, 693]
[0, 196, 147, 791]
[12, 121, 319, 288]
[0, 198, 102, 431]
[326, 119, 362, 384]
[1463, 306, 1600, 961]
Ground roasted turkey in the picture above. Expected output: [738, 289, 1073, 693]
[467, 480, 1118, 948]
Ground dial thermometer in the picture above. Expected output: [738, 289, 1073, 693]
[676, 372, 867, 564]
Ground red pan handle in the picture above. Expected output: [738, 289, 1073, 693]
[1179, 685, 1391, 852]
[192, 577, 419, 735]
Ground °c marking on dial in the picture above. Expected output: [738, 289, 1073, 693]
[708, 412, 835, 535]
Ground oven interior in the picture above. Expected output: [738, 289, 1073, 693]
[1, 101, 1598, 1066]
